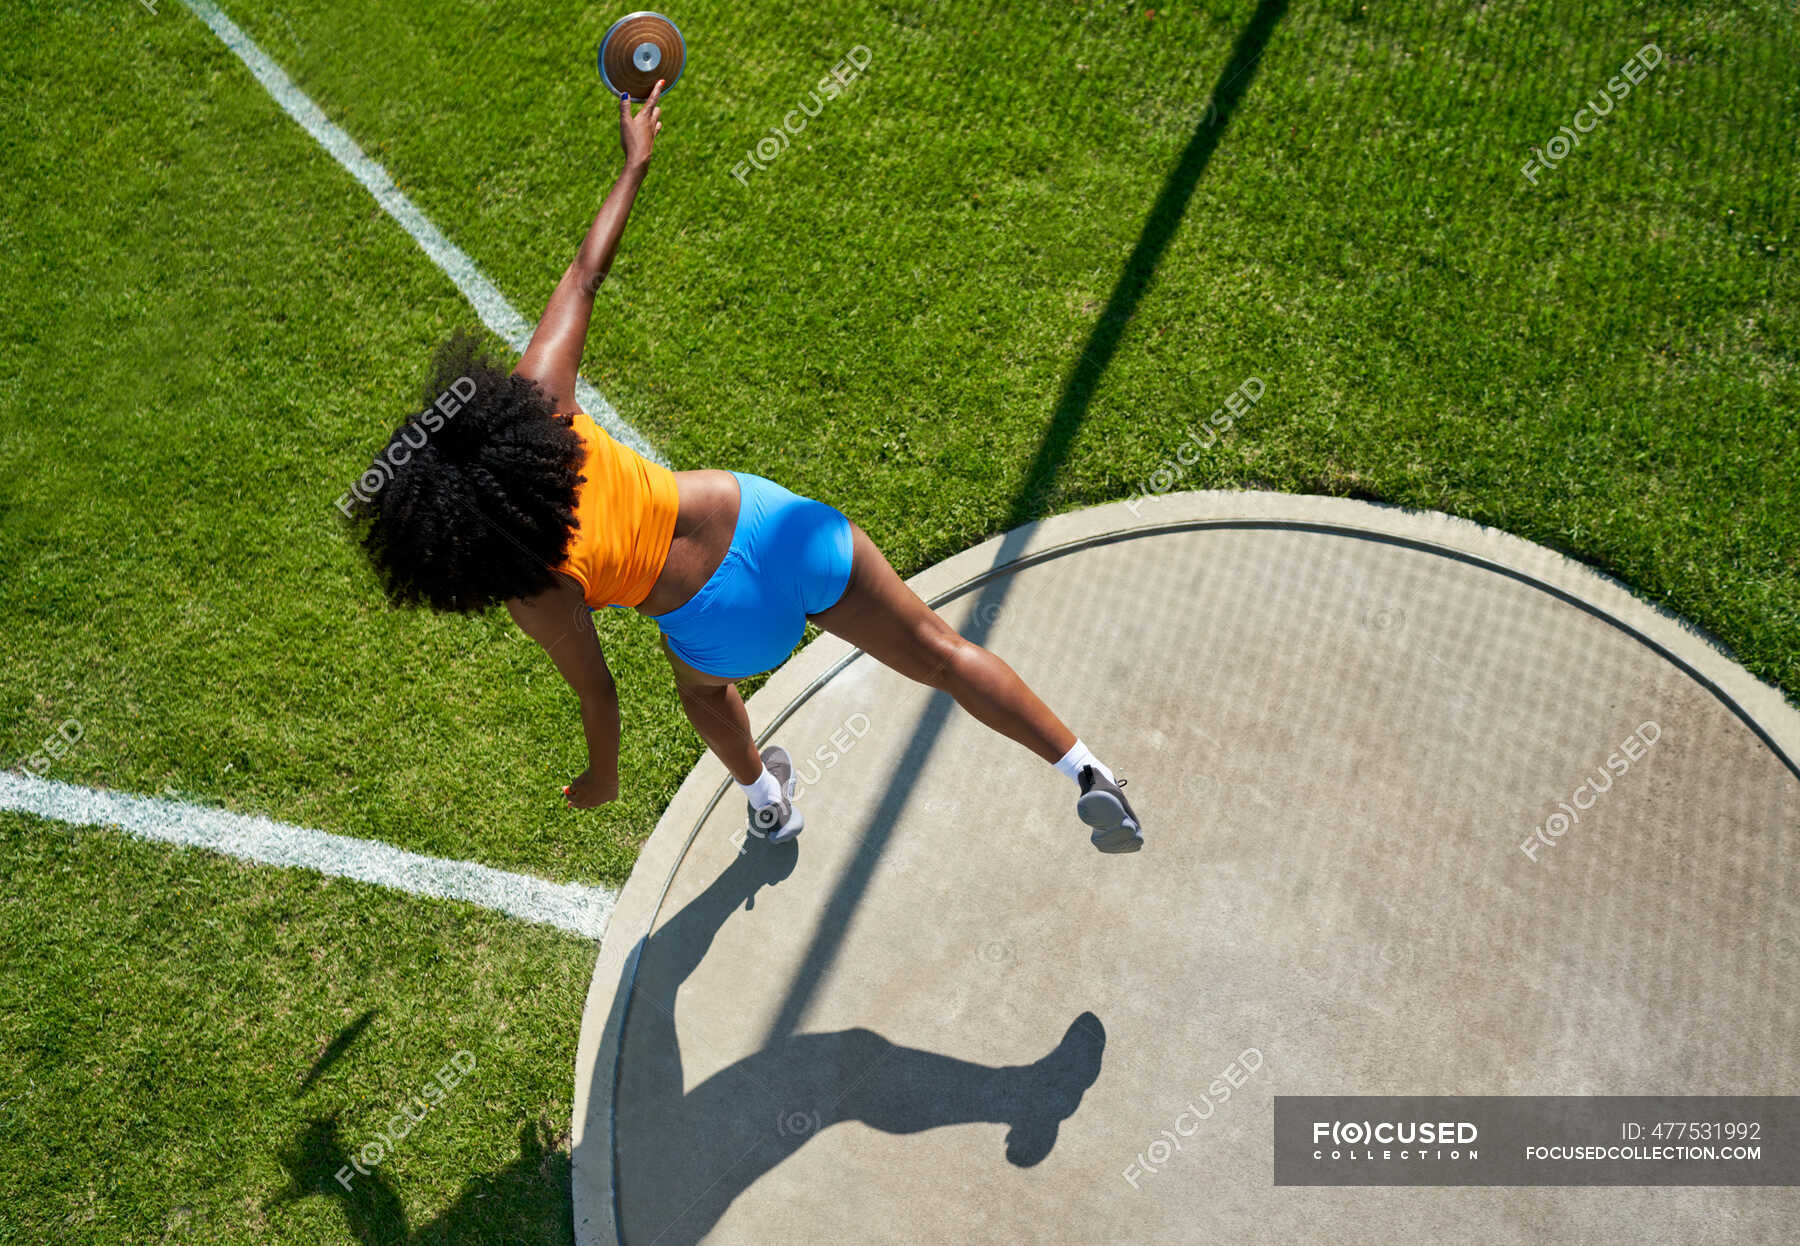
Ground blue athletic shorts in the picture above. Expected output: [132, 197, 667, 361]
[651, 472, 855, 679]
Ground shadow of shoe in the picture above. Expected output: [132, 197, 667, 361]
[1005, 1010, 1107, 1167]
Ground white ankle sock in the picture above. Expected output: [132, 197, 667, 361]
[736, 766, 783, 810]
[1053, 739, 1113, 786]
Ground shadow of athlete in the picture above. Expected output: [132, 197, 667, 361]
[611, 839, 1107, 1245]
[267, 847, 1101, 1245]
[270, 1115, 573, 1245]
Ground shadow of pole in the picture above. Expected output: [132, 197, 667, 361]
[763, 0, 1293, 1047]
[1008, 0, 1291, 532]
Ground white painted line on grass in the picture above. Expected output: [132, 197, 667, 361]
[178, 0, 663, 465]
[1, 772, 615, 940]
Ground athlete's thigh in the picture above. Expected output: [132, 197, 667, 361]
[659, 633, 736, 690]
[810, 524, 961, 683]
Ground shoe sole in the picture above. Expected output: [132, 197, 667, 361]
[754, 750, 805, 845]
[1077, 790, 1142, 854]
[767, 810, 805, 844]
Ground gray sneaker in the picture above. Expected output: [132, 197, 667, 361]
[1077, 766, 1142, 853]
[746, 745, 805, 843]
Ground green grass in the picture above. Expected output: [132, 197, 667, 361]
[0, 813, 585, 1244]
[1, 0, 1795, 1240]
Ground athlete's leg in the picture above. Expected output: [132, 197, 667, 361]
[662, 636, 805, 839]
[811, 524, 1141, 850]
[810, 525, 1076, 764]
[661, 636, 762, 785]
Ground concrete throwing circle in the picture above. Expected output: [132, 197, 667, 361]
[572, 492, 1799, 1246]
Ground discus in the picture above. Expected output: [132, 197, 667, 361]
[598, 11, 686, 102]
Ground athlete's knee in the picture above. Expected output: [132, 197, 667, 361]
[913, 623, 976, 690]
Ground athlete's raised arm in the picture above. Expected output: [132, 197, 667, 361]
[514, 80, 665, 413]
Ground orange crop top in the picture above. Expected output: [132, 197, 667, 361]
[556, 411, 681, 609]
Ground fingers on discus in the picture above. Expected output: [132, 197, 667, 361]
[649, 78, 664, 105]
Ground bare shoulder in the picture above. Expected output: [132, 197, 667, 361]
[506, 574, 591, 646]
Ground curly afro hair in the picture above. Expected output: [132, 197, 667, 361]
[346, 329, 587, 613]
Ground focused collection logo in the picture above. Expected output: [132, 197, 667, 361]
[1311, 1118, 1479, 1161]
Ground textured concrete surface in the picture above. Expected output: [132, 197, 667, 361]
[572, 492, 1800, 1245]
